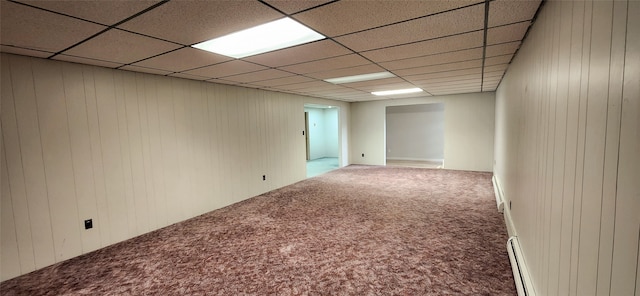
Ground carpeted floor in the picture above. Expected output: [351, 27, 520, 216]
[1, 165, 515, 295]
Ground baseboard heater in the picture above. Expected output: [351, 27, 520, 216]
[507, 236, 535, 296]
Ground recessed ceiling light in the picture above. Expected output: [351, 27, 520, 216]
[192, 17, 325, 59]
[324, 72, 396, 84]
[372, 88, 424, 96]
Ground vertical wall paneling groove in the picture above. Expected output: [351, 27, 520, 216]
[9, 56, 56, 269]
[1, 55, 36, 273]
[494, 0, 639, 295]
[1, 53, 349, 281]
[82, 65, 110, 247]
[610, 0, 640, 294]
[61, 62, 101, 253]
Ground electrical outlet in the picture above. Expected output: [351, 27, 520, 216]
[509, 201, 512, 210]
[263, 175, 266, 181]
[361, 153, 365, 157]
[84, 219, 93, 230]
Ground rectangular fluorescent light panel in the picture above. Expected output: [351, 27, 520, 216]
[372, 88, 424, 96]
[192, 17, 325, 59]
[324, 72, 396, 84]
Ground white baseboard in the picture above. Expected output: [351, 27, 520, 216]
[386, 157, 444, 163]
[492, 175, 505, 212]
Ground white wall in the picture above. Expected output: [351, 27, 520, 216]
[493, 0, 639, 295]
[351, 92, 495, 172]
[0, 53, 350, 281]
[386, 103, 444, 161]
[324, 108, 339, 158]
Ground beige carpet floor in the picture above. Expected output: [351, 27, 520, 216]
[1, 165, 515, 295]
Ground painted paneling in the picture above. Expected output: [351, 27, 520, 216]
[0, 53, 350, 281]
[350, 92, 495, 172]
[493, 0, 639, 295]
[386, 104, 444, 161]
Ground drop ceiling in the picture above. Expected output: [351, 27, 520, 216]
[0, 0, 541, 102]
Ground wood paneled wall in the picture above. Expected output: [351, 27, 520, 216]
[0, 54, 349, 281]
[494, 0, 639, 295]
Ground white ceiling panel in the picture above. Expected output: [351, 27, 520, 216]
[295, 0, 481, 37]
[1, 1, 106, 53]
[405, 68, 483, 81]
[487, 22, 531, 45]
[409, 73, 482, 85]
[394, 60, 483, 76]
[133, 47, 232, 72]
[168, 73, 211, 81]
[1, 0, 542, 102]
[486, 41, 521, 57]
[361, 31, 484, 62]
[245, 40, 351, 67]
[251, 75, 316, 87]
[222, 69, 294, 84]
[380, 47, 483, 70]
[1, 45, 52, 58]
[54, 54, 123, 68]
[19, 0, 162, 26]
[306, 64, 387, 80]
[263, 0, 334, 14]
[485, 54, 513, 66]
[64, 29, 181, 64]
[120, 65, 173, 76]
[118, 1, 283, 45]
[488, 0, 541, 27]
[335, 4, 485, 52]
[183, 61, 267, 79]
[280, 54, 370, 74]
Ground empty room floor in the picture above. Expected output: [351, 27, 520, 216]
[307, 157, 339, 178]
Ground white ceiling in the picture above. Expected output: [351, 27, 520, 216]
[0, 0, 541, 102]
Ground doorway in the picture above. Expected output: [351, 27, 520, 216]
[304, 104, 339, 177]
[385, 103, 445, 168]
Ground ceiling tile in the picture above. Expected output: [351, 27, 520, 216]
[272, 80, 333, 91]
[295, 0, 481, 37]
[118, 1, 283, 45]
[251, 75, 316, 87]
[409, 74, 482, 85]
[361, 31, 484, 62]
[263, 0, 334, 14]
[430, 88, 481, 96]
[1, 45, 52, 58]
[306, 64, 387, 80]
[207, 79, 242, 86]
[334, 4, 485, 52]
[183, 61, 267, 79]
[485, 54, 513, 66]
[404, 68, 483, 81]
[120, 65, 172, 76]
[380, 47, 483, 70]
[487, 22, 531, 45]
[133, 47, 232, 72]
[486, 41, 520, 57]
[223, 69, 294, 84]
[168, 73, 211, 81]
[64, 29, 181, 64]
[19, 0, 162, 26]
[244, 40, 350, 67]
[489, 0, 541, 27]
[54, 54, 123, 68]
[420, 78, 482, 89]
[395, 59, 482, 76]
[350, 81, 417, 93]
[279, 54, 370, 74]
[1, 1, 106, 53]
[484, 64, 509, 72]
